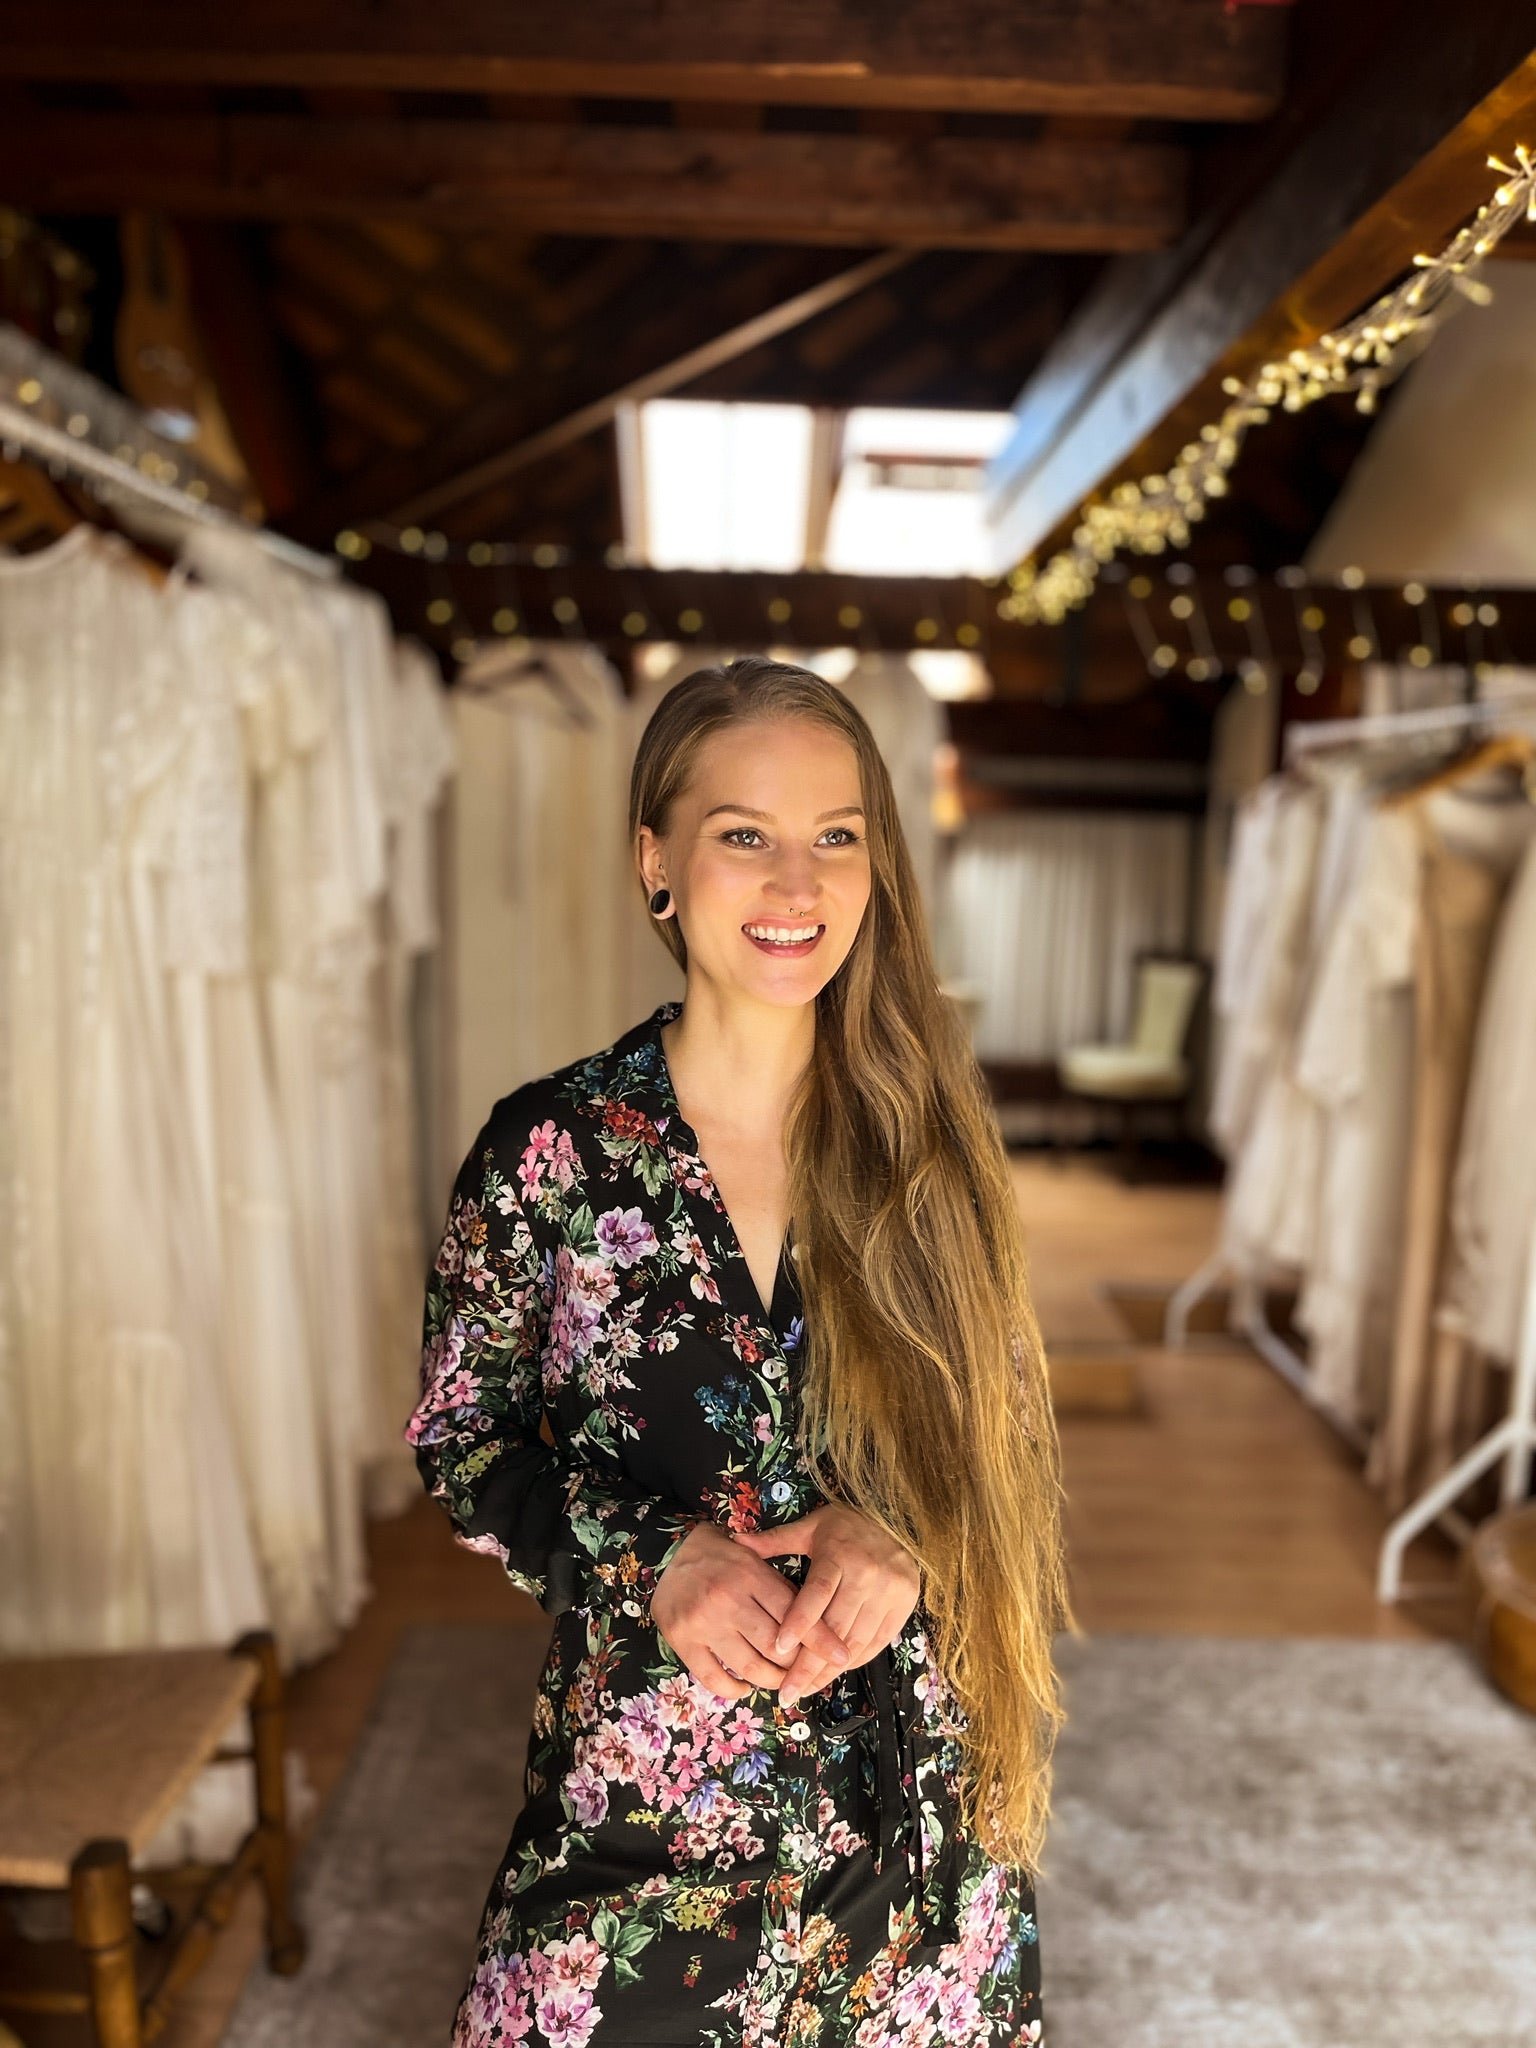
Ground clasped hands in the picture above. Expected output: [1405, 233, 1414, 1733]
[650, 1502, 921, 1707]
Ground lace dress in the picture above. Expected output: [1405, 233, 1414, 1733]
[408, 1003, 1044, 2048]
[0, 527, 266, 1652]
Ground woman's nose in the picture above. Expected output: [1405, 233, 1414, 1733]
[767, 852, 819, 908]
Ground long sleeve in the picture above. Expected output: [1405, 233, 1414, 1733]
[406, 1112, 700, 1621]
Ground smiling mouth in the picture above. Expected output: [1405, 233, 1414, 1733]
[742, 922, 826, 951]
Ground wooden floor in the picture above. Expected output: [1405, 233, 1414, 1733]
[152, 1152, 1464, 2048]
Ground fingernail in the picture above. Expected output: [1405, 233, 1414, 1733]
[780, 1688, 798, 1708]
[775, 1635, 797, 1658]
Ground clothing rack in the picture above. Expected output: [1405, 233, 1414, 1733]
[0, 320, 336, 581]
[1284, 689, 1536, 764]
[1169, 693, 1536, 1600]
[1378, 1215, 1536, 1600]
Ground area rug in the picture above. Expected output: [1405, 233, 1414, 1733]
[221, 1625, 1536, 2048]
[1040, 1632, 1536, 2046]
[221, 1624, 537, 2048]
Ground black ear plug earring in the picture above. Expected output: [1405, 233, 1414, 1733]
[648, 887, 672, 917]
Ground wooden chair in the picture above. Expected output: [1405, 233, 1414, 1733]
[1057, 951, 1209, 1180]
[0, 1631, 305, 2047]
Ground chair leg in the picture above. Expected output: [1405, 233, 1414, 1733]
[235, 1630, 307, 1975]
[70, 1840, 142, 2048]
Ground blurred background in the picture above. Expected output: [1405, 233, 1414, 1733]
[2, 4, 1536, 2045]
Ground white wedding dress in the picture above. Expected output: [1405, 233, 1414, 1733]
[0, 528, 267, 1653]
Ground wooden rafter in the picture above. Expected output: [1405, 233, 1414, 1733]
[352, 557, 1536, 695]
[384, 251, 911, 526]
[0, 113, 1187, 255]
[985, 0, 1536, 570]
[284, 248, 916, 538]
[0, 1, 1288, 120]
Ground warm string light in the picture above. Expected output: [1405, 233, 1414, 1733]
[1002, 145, 1536, 628]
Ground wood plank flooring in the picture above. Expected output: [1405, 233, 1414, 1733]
[149, 1153, 1464, 2048]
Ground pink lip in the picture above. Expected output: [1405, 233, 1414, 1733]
[742, 923, 825, 957]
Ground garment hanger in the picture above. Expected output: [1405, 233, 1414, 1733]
[455, 643, 596, 729]
[1381, 730, 1536, 809]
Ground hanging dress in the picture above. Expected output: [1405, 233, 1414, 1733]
[407, 1002, 1043, 2048]
[0, 527, 267, 1653]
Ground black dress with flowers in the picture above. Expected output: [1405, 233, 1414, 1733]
[407, 1001, 1044, 2048]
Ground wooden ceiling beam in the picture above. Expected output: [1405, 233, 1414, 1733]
[286, 249, 913, 539]
[1, 2, 1287, 120]
[351, 558, 1536, 690]
[985, 0, 1536, 571]
[0, 113, 1186, 254]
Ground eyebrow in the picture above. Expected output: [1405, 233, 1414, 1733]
[702, 803, 866, 823]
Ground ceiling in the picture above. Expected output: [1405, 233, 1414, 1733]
[1, 0, 1532, 699]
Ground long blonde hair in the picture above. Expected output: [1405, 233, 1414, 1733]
[629, 655, 1072, 1871]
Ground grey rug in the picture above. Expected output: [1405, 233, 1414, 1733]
[1041, 1633, 1536, 2047]
[222, 1625, 537, 2048]
[222, 1626, 1536, 2048]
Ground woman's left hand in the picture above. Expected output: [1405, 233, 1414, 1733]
[729, 1504, 921, 1706]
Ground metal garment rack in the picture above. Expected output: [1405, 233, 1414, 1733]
[1166, 691, 1536, 1599]
[0, 320, 336, 580]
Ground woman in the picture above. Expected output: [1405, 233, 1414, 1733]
[407, 656, 1070, 2048]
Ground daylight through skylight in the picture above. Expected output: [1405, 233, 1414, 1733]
[626, 400, 1016, 580]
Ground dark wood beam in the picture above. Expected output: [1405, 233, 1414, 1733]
[393, 251, 911, 525]
[349, 557, 1536, 695]
[177, 223, 320, 518]
[0, 114, 1186, 255]
[0, 2, 1288, 120]
[288, 250, 914, 539]
[986, 0, 1536, 570]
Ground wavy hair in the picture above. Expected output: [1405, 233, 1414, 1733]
[628, 654, 1072, 1871]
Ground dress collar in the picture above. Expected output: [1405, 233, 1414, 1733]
[640, 998, 800, 1333]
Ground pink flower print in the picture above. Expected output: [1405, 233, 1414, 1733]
[549, 1127, 581, 1190]
[456, 1958, 533, 2046]
[435, 1230, 464, 1279]
[568, 1253, 619, 1308]
[535, 1983, 598, 2048]
[618, 1694, 670, 1757]
[658, 1742, 706, 1811]
[654, 1673, 697, 1731]
[518, 1128, 554, 1198]
[562, 1764, 609, 1830]
[548, 1286, 603, 1373]
[519, 1121, 581, 1201]
[690, 1269, 722, 1304]
[891, 1969, 938, 2029]
[936, 1975, 981, 2037]
[545, 1933, 605, 1992]
[754, 1413, 773, 1442]
[595, 1206, 659, 1268]
[672, 1227, 710, 1265]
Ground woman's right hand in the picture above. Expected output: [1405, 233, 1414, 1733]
[652, 1522, 850, 1703]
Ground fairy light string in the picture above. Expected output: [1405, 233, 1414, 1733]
[1001, 146, 1536, 628]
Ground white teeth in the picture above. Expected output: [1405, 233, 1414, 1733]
[744, 924, 821, 944]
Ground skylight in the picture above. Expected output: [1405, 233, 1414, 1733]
[823, 408, 1016, 578]
[624, 400, 1016, 580]
[632, 399, 813, 573]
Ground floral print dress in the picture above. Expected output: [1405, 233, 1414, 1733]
[407, 1001, 1044, 2048]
